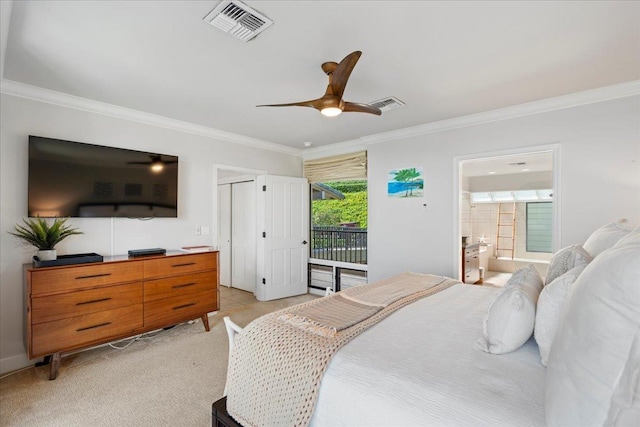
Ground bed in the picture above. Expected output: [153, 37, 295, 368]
[310, 283, 545, 426]
[214, 222, 640, 427]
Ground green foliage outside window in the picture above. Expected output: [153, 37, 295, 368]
[322, 180, 368, 193]
[312, 181, 367, 228]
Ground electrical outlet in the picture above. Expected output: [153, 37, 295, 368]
[196, 225, 201, 236]
[202, 226, 210, 235]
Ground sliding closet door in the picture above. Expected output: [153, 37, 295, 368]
[231, 181, 257, 292]
[217, 184, 232, 287]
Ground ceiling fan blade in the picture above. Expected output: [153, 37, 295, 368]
[258, 51, 381, 117]
[343, 101, 382, 116]
[331, 51, 362, 99]
[257, 99, 323, 110]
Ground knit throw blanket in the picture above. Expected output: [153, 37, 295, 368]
[226, 272, 459, 427]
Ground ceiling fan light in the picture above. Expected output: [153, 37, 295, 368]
[151, 161, 164, 172]
[321, 107, 342, 117]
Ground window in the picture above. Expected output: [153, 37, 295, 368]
[471, 189, 552, 203]
[492, 191, 514, 202]
[470, 192, 492, 203]
[305, 152, 369, 293]
[514, 190, 537, 201]
[526, 202, 553, 253]
[310, 180, 367, 264]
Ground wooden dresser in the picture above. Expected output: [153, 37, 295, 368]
[462, 244, 481, 284]
[25, 251, 219, 379]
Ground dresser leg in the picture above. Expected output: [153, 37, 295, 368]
[49, 352, 61, 380]
[201, 314, 210, 332]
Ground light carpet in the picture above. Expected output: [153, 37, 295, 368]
[0, 290, 317, 427]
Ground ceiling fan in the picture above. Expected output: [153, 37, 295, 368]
[257, 51, 382, 117]
[127, 155, 177, 172]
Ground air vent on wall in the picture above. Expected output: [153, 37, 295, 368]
[368, 97, 406, 112]
[203, 0, 273, 42]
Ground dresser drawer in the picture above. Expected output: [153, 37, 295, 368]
[143, 291, 218, 329]
[31, 304, 143, 357]
[143, 253, 217, 279]
[31, 283, 143, 325]
[144, 271, 216, 303]
[30, 262, 143, 296]
[464, 247, 479, 257]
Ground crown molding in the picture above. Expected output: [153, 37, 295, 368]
[304, 80, 640, 159]
[0, 79, 302, 157]
[3, 78, 637, 161]
[361, 80, 640, 145]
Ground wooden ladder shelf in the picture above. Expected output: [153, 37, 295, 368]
[496, 202, 516, 259]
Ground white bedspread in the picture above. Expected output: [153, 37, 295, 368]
[309, 284, 545, 426]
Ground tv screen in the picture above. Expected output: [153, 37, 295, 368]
[28, 136, 178, 218]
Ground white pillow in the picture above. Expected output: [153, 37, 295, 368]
[545, 244, 591, 286]
[477, 264, 543, 354]
[583, 221, 631, 258]
[534, 264, 586, 366]
[614, 225, 640, 248]
[605, 326, 640, 426]
[504, 262, 542, 288]
[545, 227, 640, 426]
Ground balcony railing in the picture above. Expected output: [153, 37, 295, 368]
[311, 226, 367, 264]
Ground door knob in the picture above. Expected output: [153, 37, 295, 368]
[302, 240, 308, 245]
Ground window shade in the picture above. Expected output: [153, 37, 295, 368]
[527, 202, 553, 253]
[303, 151, 367, 183]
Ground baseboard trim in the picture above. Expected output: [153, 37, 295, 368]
[0, 353, 34, 376]
[308, 287, 325, 297]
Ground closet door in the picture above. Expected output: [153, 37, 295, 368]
[231, 181, 256, 292]
[217, 184, 232, 287]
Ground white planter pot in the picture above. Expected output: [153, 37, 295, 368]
[37, 249, 57, 261]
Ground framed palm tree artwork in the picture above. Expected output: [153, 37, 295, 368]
[388, 167, 424, 197]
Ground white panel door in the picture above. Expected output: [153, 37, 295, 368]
[231, 181, 256, 292]
[256, 175, 309, 301]
[217, 184, 232, 287]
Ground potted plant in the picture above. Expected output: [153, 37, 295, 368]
[9, 217, 83, 261]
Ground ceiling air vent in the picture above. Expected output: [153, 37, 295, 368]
[368, 96, 406, 112]
[203, 0, 273, 42]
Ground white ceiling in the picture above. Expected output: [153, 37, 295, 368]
[2, 1, 639, 149]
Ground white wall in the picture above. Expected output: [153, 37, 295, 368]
[367, 96, 640, 282]
[0, 93, 302, 374]
[2, 92, 639, 374]
[0, 1, 12, 79]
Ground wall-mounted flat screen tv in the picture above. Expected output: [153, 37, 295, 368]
[28, 136, 178, 218]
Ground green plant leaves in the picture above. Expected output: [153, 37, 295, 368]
[8, 218, 83, 250]
[312, 191, 368, 228]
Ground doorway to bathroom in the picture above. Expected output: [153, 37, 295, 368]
[456, 147, 559, 286]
